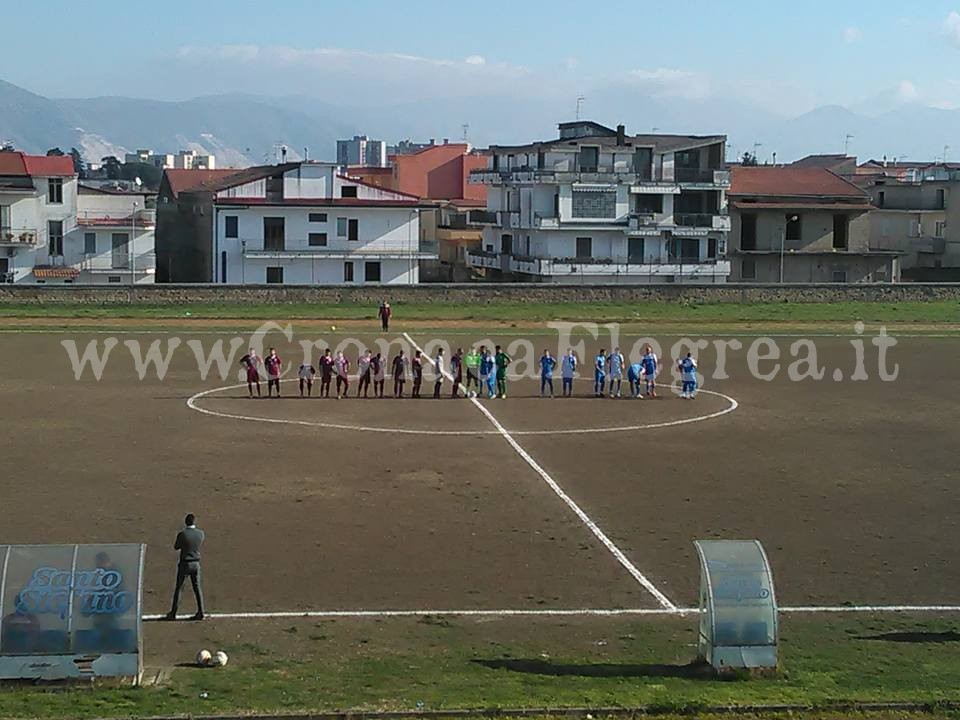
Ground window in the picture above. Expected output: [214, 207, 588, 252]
[263, 217, 285, 251]
[937, 189, 946, 209]
[309, 213, 328, 223]
[578, 146, 599, 173]
[936, 221, 947, 238]
[47, 178, 63, 204]
[833, 215, 849, 250]
[741, 259, 756, 280]
[225, 216, 238, 238]
[266, 266, 284, 284]
[575, 236, 592, 259]
[48, 220, 63, 256]
[343, 261, 354, 282]
[364, 261, 382, 282]
[785, 214, 801, 242]
[668, 237, 701, 263]
[877, 191, 885, 208]
[740, 213, 757, 250]
[707, 237, 718, 259]
[632, 147, 653, 179]
[337, 217, 348, 237]
[634, 194, 663, 214]
[83, 232, 96, 255]
[108, 275, 122, 283]
[341, 185, 358, 198]
[308, 232, 328, 247]
[832, 270, 848, 283]
[348, 218, 359, 241]
[572, 190, 616, 219]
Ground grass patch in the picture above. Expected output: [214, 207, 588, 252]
[1, 614, 959, 719]
[0, 300, 959, 324]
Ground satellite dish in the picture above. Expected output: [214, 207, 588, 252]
[134, 176, 142, 187]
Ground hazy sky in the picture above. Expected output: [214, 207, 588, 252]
[6, 0, 960, 116]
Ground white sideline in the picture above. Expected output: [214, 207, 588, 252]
[144, 604, 960, 621]
[403, 332, 676, 611]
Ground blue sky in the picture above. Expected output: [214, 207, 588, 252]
[6, 0, 960, 115]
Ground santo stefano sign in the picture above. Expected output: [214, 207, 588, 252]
[0, 544, 145, 682]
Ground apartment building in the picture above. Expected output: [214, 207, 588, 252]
[157, 162, 433, 284]
[466, 121, 731, 283]
[0, 151, 155, 283]
[728, 166, 900, 283]
[854, 161, 959, 279]
[337, 136, 387, 168]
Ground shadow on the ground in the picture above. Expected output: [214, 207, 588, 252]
[472, 657, 713, 679]
[857, 630, 960, 643]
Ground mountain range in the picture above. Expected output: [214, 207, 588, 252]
[1, 77, 956, 168]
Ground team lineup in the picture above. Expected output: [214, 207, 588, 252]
[237, 343, 700, 401]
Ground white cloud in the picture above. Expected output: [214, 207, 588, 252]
[843, 26, 862, 44]
[464, 55, 486, 66]
[897, 79, 920, 102]
[947, 11, 960, 47]
[626, 67, 712, 100]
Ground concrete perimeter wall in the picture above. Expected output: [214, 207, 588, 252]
[1, 283, 959, 305]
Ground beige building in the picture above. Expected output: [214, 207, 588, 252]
[728, 166, 900, 283]
[854, 162, 959, 279]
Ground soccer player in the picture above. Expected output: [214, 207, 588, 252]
[627, 361, 644, 398]
[539, 350, 557, 398]
[357, 350, 372, 398]
[464, 346, 481, 396]
[607, 346, 625, 398]
[378, 301, 392, 332]
[239, 349, 261, 398]
[411, 350, 424, 398]
[450, 348, 464, 398]
[594, 349, 607, 397]
[392, 350, 408, 398]
[433, 348, 445, 399]
[318, 349, 334, 398]
[372, 352, 385, 398]
[678, 352, 699, 399]
[494, 345, 511, 399]
[560, 348, 578, 397]
[480, 348, 496, 399]
[334, 351, 350, 399]
[265, 347, 282, 398]
[298, 360, 316, 398]
[641, 344, 659, 397]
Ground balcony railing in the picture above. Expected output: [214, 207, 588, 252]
[76, 209, 156, 227]
[0, 227, 40, 246]
[675, 213, 716, 227]
[675, 168, 730, 186]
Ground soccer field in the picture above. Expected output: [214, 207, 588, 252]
[3, 324, 957, 619]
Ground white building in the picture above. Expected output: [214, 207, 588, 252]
[467, 121, 731, 283]
[175, 150, 215, 170]
[337, 136, 388, 168]
[125, 149, 177, 170]
[209, 162, 431, 284]
[0, 151, 155, 284]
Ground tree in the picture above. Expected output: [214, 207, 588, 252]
[740, 151, 759, 166]
[120, 162, 162, 190]
[46, 147, 65, 156]
[100, 156, 121, 180]
[69, 148, 86, 179]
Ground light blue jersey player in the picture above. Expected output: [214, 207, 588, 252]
[641, 344, 659, 397]
[678, 352, 698, 399]
[627, 362, 644, 398]
[607, 347, 625, 398]
[480, 350, 496, 399]
[594, 349, 607, 397]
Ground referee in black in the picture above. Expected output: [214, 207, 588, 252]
[165, 513, 205, 621]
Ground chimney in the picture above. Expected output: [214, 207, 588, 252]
[429, 138, 435, 146]
[616, 124, 626, 146]
[443, 138, 449, 145]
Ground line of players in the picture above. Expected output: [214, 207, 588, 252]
[238, 344, 699, 400]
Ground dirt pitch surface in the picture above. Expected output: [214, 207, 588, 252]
[2, 325, 958, 647]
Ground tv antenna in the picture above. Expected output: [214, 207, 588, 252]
[461, 124, 469, 142]
[575, 95, 585, 120]
[844, 134, 854, 155]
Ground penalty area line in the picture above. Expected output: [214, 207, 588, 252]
[402, 332, 677, 611]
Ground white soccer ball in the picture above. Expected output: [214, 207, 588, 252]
[330, 325, 337, 332]
[212, 651, 229, 668]
[196, 649, 212, 666]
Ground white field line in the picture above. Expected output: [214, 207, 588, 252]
[145, 604, 960, 621]
[186, 380, 738, 437]
[403, 332, 676, 611]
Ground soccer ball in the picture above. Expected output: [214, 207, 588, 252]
[196, 649, 212, 666]
[212, 651, 229, 668]
[330, 325, 337, 332]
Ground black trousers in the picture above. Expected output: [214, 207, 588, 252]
[170, 561, 204, 615]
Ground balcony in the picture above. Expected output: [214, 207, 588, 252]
[534, 213, 560, 230]
[675, 168, 731, 187]
[0, 227, 40, 246]
[467, 251, 731, 279]
[242, 238, 438, 261]
[76, 209, 156, 228]
[470, 167, 671, 186]
[465, 250, 501, 270]
[674, 214, 731, 231]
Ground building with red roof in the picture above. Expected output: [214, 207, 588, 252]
[728, 166, 900, 283]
